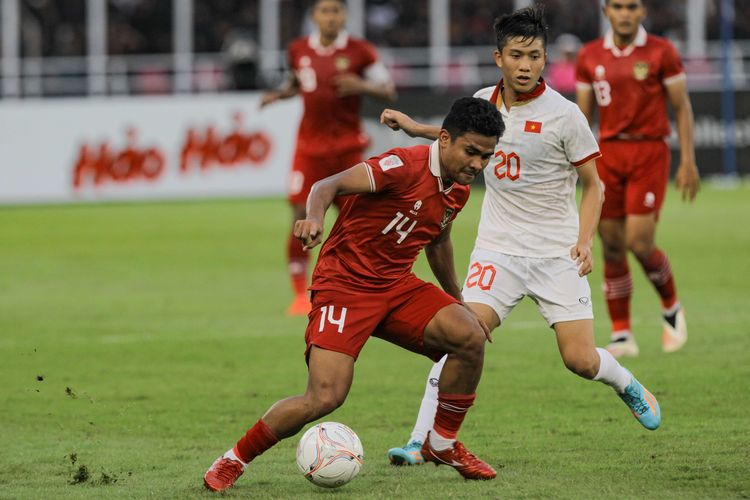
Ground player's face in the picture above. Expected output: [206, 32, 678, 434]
[604, 0, 645, 38]
[313, 1, 346, 39]
[438, 131, 497, 185]
[494, 37, 546, 95]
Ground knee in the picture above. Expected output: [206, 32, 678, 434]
[626, 237, 654, 261]
[562, 351, 599, 380]
[452, 319, 486, 361]
[304, 390, 345, 419]
[316, 390, 346, 416]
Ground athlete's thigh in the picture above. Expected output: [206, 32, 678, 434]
[624, 140, 670, 218]
[305, 288, 389, 362]
[597, 142, 627, 220]
[461, 248, 525, 324]
[373, 277, 460, 362]
[288, 150, 317, 205]
[306, 346, 355, 401]
[526, 257, 594, 327]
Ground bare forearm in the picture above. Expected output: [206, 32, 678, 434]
[426, 242, 462, 301]
[675, 103, 696, 164]
[578, 183, 602, 245]
[305, 180, 338, 225]
[362, 81, 397, 102]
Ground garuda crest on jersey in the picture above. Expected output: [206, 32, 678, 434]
[439, 207, 455, 230]
[633, 61, 649, 81]
[335, 56, 350, 71]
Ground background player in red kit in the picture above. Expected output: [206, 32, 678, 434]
[576, 0, 700, 357]
[260, 0, 396, 315]
[203, 97, 505, 492]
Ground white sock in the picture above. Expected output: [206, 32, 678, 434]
[612, 329, 632, 341]
[409, 355, 445, 444]
[593, 347, 632, 393]
[663, 301, 680, 316]
[223, 448, 247, 466]
[428, 429, 455, 451]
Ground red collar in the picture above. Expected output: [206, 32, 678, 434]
[490, 78, 547, 106]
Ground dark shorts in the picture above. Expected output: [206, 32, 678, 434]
[598, 140, 670, 220]
[287, 149, 364, 206]
[305, 275, 460, 362]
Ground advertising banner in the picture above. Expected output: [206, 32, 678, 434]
[0, 93, 301, 204]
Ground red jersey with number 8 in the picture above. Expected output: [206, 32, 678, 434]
[288, 33, 379, 156]
[575, 27, 685, 141]
[310, 142, 470, 292]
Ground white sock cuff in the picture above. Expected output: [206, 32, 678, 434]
[594, 347, 630, 393]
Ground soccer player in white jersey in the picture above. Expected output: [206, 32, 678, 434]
[380, 7, 662, 467]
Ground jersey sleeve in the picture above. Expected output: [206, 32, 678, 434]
[661, 40, 685, 84]
[575, 48, 593, 85]
[360, 41, 379, 67]
[562, 105, 601, 167]
[364, 149, 412, 193]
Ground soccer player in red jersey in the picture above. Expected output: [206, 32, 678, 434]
[260, 0, 396, 316]
[576, 0, 700, 357]
[203, 97, 505, 492]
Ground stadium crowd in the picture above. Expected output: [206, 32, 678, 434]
[8, 0, 750, 95]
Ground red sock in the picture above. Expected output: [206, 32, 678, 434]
[603, 260, 632, 333]
[287, 233, 309, 295]
[636, 248, 677, 309]
[233, 419, 279, 464]
[433, 393, 475, 439]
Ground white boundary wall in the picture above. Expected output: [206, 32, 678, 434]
[0, 92, 301, 204]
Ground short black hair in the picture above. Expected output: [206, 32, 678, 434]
[314, 0, 345, 7]
[442, 97, 505, 141]
[494, 6, 548, 51]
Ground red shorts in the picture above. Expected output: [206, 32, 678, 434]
[304, 275, 459, 362]
[597, 140, 670, 219]
[287, 149, 364, 206]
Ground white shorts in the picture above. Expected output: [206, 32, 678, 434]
[461, 247, 594, 327]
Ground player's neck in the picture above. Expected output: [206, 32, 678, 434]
[613, 32, 637, 49]
[319, 32, 339, 47]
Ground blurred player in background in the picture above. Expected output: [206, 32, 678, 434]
[260, 0, 396, 316]
[576, 0, 700, 357]
[203, 98, 504, 492]
[383, 6, 661, 467]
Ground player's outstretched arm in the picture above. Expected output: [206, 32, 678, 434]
[295, 163, 374, 250]
[666, 77, 700, 202]
[571, 161, 603, 277]
[380, 109, 440, 140]
[260, 74, 300, 108]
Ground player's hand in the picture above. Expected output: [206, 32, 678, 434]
[379, 109, 420, 137]
[259, 91, 279, 108]
[675, 161, 700, 202]
[570, 240, 593, 277]
[294, 219, 324, 251]
[332, 73, 366, 97]
[462, 301, 493, 343]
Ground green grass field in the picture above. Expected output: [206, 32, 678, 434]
[2, 183, 749, 499]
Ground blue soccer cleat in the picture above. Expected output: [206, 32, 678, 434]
[387, 440, 424, 466]
[618, 372, 661, 430]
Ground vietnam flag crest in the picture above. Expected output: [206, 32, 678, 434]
[524, 120, 542, 133]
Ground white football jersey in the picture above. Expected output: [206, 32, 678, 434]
[473, 80, 601, 258]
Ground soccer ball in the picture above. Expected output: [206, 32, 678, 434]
[296, 422, 364, 488]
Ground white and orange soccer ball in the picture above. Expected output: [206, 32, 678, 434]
[296, 422, 364, 488]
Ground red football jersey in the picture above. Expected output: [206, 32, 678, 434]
[576, 27, 684, 141]
[311, 143, 471, 292]
[288, 32, 378, 156]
